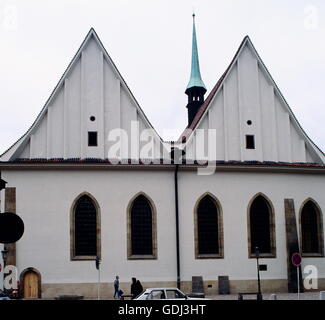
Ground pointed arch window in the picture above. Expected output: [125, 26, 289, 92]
[71, 193, 101, 260]
[248, 195, 276, 258]
[300, 200, 324, 257]
[128, 194, 157, 259]
[195, 194, 224, 259]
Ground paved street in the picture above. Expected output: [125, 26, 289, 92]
[101, 292, 323, 300]
[19, 291, 323, 300]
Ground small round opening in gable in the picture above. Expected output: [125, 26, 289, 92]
[247, 120, 252, 125]
[90, 116, 96, 122]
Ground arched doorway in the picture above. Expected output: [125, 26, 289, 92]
[20, 268, 41, 299]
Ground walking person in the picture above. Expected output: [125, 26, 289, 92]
[113, 275, 119, 299]
[136, 280, 143, 296]
[131, 277, 137, 299]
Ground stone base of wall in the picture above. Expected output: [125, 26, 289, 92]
[41, 279, 325, 299]
[229, 279, 288, 293]
[180, 279, 289, 295]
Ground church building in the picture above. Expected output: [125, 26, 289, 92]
[0, 16, 325, 298]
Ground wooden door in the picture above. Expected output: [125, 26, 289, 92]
[23, 271, 39, 298]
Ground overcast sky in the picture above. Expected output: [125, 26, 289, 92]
[0, 0, 324, 154]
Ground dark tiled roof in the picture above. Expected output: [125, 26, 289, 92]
[2, 158, 325, 168]
[5, 158, 164, 165]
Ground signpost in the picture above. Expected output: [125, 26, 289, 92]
[292, 253, 302, 300]
[255, 247, 263, 301]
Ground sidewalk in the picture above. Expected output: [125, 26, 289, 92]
[209, 292, 322, 300]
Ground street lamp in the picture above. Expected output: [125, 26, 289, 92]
[1, 249, 8, 294]
[0, 178, 8, 270]
[1, 249, 8, 274]
[255, 247, 263, 301]
[1, 250, 8, 265]
[95, 256, 101, 300]
[0, 178, 8, 266]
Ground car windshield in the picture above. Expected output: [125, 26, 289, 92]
[134, 291, 146, 299]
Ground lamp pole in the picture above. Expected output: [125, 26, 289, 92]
[95, 256, 101, 300]
[255, 247, 262, 301]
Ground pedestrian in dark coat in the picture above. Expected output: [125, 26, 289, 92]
[131, 277, 137, 299]
[136, 280, 143, 296]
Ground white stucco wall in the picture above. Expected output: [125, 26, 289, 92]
[1, 168, 324, 287]
[1, 169, 176, 285]
[178, 170, 325, 282]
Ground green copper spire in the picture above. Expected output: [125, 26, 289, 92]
[186, 14, 206, 93]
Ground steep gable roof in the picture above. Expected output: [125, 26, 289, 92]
[179, 36, 325, 164]
[0, 28, 163, 161]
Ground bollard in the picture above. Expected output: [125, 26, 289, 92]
[269, 294, 277, 300]
[320, 291, 325, 300]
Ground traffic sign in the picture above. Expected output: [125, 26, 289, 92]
[292, 253, 302, 300]
[292, 253, 302, 267]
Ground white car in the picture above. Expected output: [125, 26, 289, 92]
[134, 288, 209, 300]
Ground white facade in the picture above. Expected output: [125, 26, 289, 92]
[2, 170, 176, 283]
[1, 166, 325, 297]
[0, 28, 324, 298]
[178, 169, 325, 280]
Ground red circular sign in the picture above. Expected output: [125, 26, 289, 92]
[292, 253, 302, 267]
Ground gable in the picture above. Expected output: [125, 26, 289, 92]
[183, 37, 325, 164]
[0, 29, 164, 162]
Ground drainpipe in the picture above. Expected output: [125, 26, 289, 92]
[174, 164, 181, 289]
